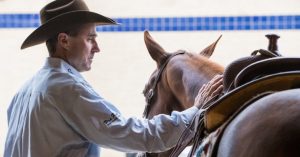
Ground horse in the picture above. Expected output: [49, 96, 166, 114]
[141, 31, 224, 157]
[142, 32, 300, 157]
[216, 89, 300, 157]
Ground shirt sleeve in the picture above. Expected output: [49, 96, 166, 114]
[50, 77, 199, 153]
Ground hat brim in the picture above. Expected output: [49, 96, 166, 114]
[205, 71, 300, 132]
[21, 11, 118, 49]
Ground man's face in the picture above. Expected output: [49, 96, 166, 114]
[66, 23, 100, 72]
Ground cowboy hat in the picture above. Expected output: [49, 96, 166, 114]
[204, 57, 300, 132]
[21, 0, 117, 49]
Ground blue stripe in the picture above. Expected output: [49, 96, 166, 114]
[0, 14, 299, 31]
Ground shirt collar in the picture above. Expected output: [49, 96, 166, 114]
[43, 57, 84, 79]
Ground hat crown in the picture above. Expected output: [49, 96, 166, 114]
[21, 0, 116, 49]
[40, 0, 89, 24]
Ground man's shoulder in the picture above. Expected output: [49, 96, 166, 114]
[28, 68, 82, 95]
[46, 70, 82, 88]
[48, 69, 78, 83]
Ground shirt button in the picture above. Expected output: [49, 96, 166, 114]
[68, 69, 72, 73]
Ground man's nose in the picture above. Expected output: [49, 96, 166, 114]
[93, 41, 100, 53]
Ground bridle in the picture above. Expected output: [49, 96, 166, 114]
[143, 51, 186, 118]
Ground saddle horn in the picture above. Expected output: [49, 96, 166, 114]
[266, 34, 281, 56]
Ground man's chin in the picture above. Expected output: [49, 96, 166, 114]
[84, 66, 92, 72]
[77, 66, 91, 72]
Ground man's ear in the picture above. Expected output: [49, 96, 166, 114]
[57, 33, 70, 51]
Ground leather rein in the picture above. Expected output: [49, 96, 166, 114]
[143, 51, 186, 118]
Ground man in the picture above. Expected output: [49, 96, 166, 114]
[4, 0, 223, 156]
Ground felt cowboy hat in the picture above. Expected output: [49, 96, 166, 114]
[21, 0, 117, 49]
[204, 57, 300, 132]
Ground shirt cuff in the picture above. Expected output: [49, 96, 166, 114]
[178, 106, 199, 126]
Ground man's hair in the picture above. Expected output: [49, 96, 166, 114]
[45, 24, 86, 56]
[46, 34, 59, 56]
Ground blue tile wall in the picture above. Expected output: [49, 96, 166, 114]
[0, 14, 299, 31]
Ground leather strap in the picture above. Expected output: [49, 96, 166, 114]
[143, 51, 186, 118]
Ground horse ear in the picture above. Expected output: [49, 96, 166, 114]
[144, 30, 168, 67]
[199, 35, 222, 58]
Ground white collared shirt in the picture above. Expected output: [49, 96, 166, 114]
[4, 57, 198, 157]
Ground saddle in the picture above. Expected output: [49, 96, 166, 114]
[205, 57, 300, 132]
[170, 49, 300, 157]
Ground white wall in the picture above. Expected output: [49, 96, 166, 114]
[0, 0, 299, 157]
[1, 0, 300, 16]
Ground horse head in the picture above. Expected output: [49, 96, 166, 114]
[142, 31, 224, 157]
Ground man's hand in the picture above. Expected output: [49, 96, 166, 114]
[194, 74, 223, 109]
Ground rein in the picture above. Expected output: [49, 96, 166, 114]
[143, 51, 186, 118]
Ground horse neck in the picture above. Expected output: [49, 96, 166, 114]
[173, 73, 218, 109]
[167, 56, 224, 110]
